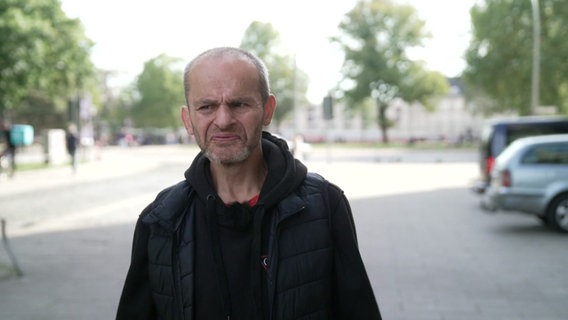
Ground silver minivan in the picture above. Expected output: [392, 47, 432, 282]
[482, 134, 568, 233]
[473, 116, 568, 194]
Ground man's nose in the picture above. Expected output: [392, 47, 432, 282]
[214, 104, 234, 128]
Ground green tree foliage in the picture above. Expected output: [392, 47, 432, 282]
[0, 0, 96, 121]
[98, 81, 137, 140]
[333, 0, 448, 143]
[240, 21, 309, 130]
[131, 54, 184, 128]
[464, 0, 568, 115]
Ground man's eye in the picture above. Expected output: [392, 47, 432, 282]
[230, 102, 249, 110]
[197, 105, 212, 111]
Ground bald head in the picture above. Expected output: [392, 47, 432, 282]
[183, 47, 271, 106]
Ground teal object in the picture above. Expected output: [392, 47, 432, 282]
[10, 124, 34, 146]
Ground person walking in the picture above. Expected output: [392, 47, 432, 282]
[116, 47, 381, 320]
[65, 124, 79, 173]
[1, 120, 16, 177]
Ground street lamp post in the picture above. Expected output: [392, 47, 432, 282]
[530, 0, 540, 115]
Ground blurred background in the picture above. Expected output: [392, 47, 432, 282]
[2, 0, 564, 159]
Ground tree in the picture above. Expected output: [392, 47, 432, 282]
[240, 21, 309, 131]
[0, 0, 96, 121]
[131, 54, 184, 128]
[332, 0, 448, 143]
[464, 0, 568, 115]
[97, 78, 138, 143]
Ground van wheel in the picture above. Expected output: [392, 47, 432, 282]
[546, 193, 568, 233]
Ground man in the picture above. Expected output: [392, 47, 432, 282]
[65, 123, 79, 173]
[1, 120, 16, 177]
[116, 47, 381, 319]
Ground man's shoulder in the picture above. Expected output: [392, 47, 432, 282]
[158, 180, 191, 197]
[141, 180, 194, 223]
[303, 172, 342, 196]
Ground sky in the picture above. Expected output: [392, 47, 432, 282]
[61, 0, 475, 103]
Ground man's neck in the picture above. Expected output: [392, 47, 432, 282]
[210, 155, 267, 204]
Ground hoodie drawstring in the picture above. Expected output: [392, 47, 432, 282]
[250, 204, 265, 317]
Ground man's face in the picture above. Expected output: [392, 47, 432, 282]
[181, 55, 275, 165]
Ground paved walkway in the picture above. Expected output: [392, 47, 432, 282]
[7, 145, 557, 320]
[0, 145, 474, 320]
[0, 146, 181, 320]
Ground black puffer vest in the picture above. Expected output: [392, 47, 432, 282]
[141, 172, 333, 320]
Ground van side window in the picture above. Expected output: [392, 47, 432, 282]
[507, 123, 568, 145]
[522, 143, 568, 164]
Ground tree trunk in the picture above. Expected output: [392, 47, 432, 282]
[377, 101, 389, 144]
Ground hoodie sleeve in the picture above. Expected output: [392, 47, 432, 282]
[328, 184, 382, 319]
[116, 209, 156, 320]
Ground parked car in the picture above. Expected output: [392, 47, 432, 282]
[481, 134, 568, 233]
[472, 116, 568, 193]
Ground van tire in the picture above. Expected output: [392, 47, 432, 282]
[546, 193, 568, 233]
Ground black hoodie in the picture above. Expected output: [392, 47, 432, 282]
[185, 131, 307, 215]
[188, 132, 307, 319]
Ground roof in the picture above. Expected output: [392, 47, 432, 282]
[514, 134, 568, 145]
[485, 116, 568, 126]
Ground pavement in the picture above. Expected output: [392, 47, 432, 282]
[0, 146, 188, 320]
[0, 145, 477, 320]
[4, 145, 566, 320]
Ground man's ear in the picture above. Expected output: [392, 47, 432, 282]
[263, 95, 277, 126]
[181, 106, 193, 135]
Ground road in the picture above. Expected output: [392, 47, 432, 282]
[1, 145, 567, 320]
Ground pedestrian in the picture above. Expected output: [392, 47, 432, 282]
[1, 120, 16, 177]
[65, 123, 79, 173]
[116, 47, 381, 319]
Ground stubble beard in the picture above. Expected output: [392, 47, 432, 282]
[205, 144, 251, 165]
[197, 129, 261, 166]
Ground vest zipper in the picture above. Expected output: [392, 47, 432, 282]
[172, 231, 185, 319]
[267, 204, 306, 319]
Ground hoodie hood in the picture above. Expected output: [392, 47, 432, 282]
[184, 131, 307, 209]
[182, 131, 308, 319]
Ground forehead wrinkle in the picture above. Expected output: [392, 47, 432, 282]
[187, 55, 262, 107]
[190, 95, 258, 107]
[190, 80, 259, 104]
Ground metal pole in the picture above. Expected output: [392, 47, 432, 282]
[1, 218, 24, 277]
[530, 0, 540, 115]
[292, 54, 298, 135]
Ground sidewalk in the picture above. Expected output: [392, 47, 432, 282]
[0, 146, 191, 320]
[0, 145, 481, 320]
[0, 146, 157, 197]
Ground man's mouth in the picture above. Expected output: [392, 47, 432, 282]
[211, 133, 240, 143]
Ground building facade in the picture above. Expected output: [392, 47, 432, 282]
[278, 78, 484, 144]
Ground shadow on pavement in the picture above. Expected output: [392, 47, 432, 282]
[1, 185, 566, 320]
[0, 222, 134, 320]
[351, 186, 568, 320]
